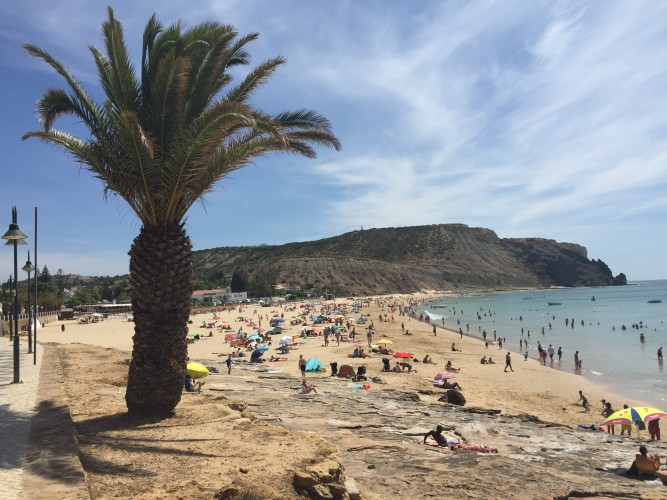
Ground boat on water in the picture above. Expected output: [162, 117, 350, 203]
[547, 302, 562, 306]
[647, 299, 662, 304]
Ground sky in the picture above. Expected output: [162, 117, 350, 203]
[0, 0, 665, 281]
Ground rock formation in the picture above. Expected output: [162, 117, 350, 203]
[193, 224, 625, 294]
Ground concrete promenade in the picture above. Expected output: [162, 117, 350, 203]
[0, 335, 42, 500]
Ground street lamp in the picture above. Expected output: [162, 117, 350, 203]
[2, 206, 28, 383]
[22, 252, 35, 354]
[7, 276, 12, 339]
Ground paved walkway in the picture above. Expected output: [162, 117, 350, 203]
[0, 335, 43, 500]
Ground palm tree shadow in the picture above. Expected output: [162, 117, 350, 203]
[0, 402, 32, 470]
[22, 399, 86, 486]
[74, 411, 221, 477]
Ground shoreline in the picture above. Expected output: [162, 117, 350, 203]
[416, 284, 665, 407]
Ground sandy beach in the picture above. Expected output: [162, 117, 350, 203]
[39, 294, 655, 428]
[29, 295, 667, 499]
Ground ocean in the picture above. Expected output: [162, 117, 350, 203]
[418, 280, 667, 405]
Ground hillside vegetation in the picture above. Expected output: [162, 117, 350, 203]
[192, 224, 626, 295]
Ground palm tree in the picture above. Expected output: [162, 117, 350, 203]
[23, 8, 340, 416]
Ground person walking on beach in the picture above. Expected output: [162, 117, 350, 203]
[574, 351, 580, 369]
[578, 390, 590, 411]
[557, 347, 562, 362]
[226, 354, 233, 375]
[504, 352, 513, 372]
[547, 345, 555, 363]
[658, 347, 663, 360]
[299, 355, 306, 378]
[433, 325, 437, 336]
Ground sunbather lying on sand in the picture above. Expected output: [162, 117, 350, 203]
[449, 443, 498, 453]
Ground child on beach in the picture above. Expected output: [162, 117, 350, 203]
[578, 390, 590, 412]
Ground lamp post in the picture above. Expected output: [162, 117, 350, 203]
[7, 276, 12, 340]
[22, 252, 35, 354]
[2, 206, 28, 383]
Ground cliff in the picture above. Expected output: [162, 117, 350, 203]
[193, 224, 625, 294]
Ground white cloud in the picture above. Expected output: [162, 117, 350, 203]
[1, 0, 665, 280]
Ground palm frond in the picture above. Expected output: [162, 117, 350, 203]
[24, 11, 341, 226]
[225, 57, 285, 104]
[23, 44, 103, 132]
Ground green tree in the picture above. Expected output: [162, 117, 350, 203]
[24, 9, 340, 415]
[230, 269, 248, 292]
[38, 265, 51, 283]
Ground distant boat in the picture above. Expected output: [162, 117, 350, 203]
[591, 296, 596, 301]
[548, 302, 562, 306]
[523, 297, 533, 300]
[647, 299, 662, 304]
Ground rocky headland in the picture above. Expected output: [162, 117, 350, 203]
[193, 224, 627, 295]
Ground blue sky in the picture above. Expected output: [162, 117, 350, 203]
[0, 1, 665, 281]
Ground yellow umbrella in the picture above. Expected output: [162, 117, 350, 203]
[377, 339, 393, 345]
[599, 406, 667, 427]
[186, 362, 209, 380]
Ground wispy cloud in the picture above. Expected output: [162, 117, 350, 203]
[0, 1, 664, 280]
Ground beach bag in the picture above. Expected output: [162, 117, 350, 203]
[447, 389, 466, 406]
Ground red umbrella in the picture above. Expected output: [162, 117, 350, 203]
[354, 342, 365, 347]
[393, 352, 413, 359]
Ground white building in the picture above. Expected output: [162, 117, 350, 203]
[192, 288, 247, 304]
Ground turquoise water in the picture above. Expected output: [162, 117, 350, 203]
[419, 280, 667, 405]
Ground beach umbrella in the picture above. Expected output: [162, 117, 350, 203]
[353, 342, 365, 347]
[279, 338, 292, 346]
[598, 406, 667, 428]
[377, 339, 393, 345]
[257, 346, 270, 352]
[251, 348, 265, 360]
[247, 334, 260, 341]
[212, 314, 221, 320]
[186, 362, 209, 380]
[433, 371, 456, 381]
[393, 352, 413, 359]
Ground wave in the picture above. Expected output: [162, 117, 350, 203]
[424, 311, 448, 321]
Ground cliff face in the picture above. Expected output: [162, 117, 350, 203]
[193, 224, 623, 294]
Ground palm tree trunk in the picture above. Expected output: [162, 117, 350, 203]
[125, 223, 192, 415]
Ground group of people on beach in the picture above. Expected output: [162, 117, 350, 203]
[577, 391, 661, 440]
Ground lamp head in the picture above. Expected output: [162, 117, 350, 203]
[2, 206, 27, 241]
[5, 239, 27, 246]
[22, 252, 34, 273]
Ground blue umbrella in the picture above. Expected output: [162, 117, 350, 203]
[257, 346, 270, 352]
[251, 348, 265, 360]
[247, 334, 260, 340]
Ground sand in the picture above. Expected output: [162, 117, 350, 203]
[31, 295, 667, 499]
[38, 294, 655, 428]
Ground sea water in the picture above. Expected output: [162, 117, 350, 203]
[418, 280, 667, 405]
